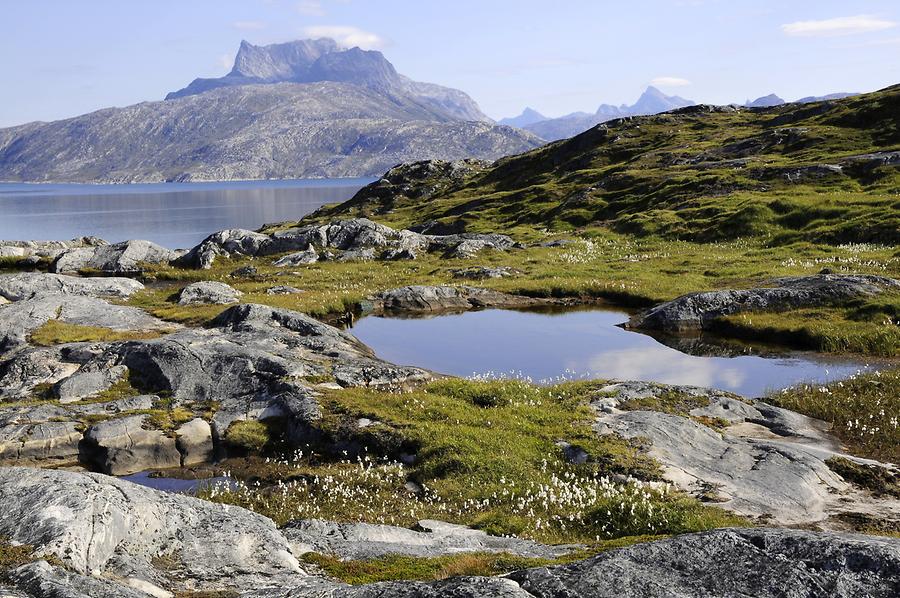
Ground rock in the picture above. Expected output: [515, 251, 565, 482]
[0, 294, 170, 355]
[506, 528, 900, 598]
[0, 238, 107, 262]
[0, 273, 144, 301]
[448, 239, 492, 258]
[231, 265, 260, 278]
[51, 240, 176, 274]
[0, 467, 304, 593]
[177, 281, 243, 305]
[335, 248, 376, 262]
[630, 274, 900, 332]
[372, 285, 544, 313]
[0, 346, 83, 400]
[54, 364, 128, 403]
[590, 381, 900, 526]
[283, 519, 575, 561]
[83, 415, 182, 475]
[0, 405, 83, 465]
[267, 285, 305, 295]
[427, 232, 517, 253]
[451, 266, 519, 280]
[272, 248, 319, 267]
[175, 229, 272, 270]
[175, 418, 214, 466]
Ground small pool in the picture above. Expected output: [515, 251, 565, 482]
[350, 308, 875, 397]
[122, 471, 233, 494]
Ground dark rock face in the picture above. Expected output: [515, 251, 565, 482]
[371, 285, 545, 313]
[629, 274, 900, 332]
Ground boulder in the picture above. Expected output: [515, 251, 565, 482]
[177, 281, 243, 305]
[630, 274, 900, 332]
[175, 418, 214, 466]
[0, 346, 84, 400]
[0, 404, 83, 465]
[83, 415, 181, 475]
[54, 364, 128, 404]
[267, 285, 305, 295]
[283, 519, 574, 561]
[174, 228, 272, 270]
[272, 248, 318, 267]
[372, 285, 543, 313]
[51, 240, 176, 274]
[0, 273, 144, 301]
[0, 467, 304, 593]
[451, 266, 519, 280]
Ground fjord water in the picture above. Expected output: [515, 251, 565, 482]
[0, 178, 372, 249]
[351, 308, 872, 397]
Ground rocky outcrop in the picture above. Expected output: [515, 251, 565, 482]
[0, 467, 305, 594]
[0, 469, 898, 596]
[0, 273, 144, 301]
[451, 266, 519, 280]
[177, 219, 515, 269]
[175, 418, 214, 466]
[629, 274, 900, 332]
[590, 381, 900, 526]
[0, 294, 170, 355]
[0, 237, 107, 262]
[177, 280, 243, 305]
[371, 285, 545, 313]
[283, 519, 575, 561]
[50, 240, 178, 274]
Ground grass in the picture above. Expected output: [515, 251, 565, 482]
[770, 367, 900, 462]
[225, 420, 274, 452]
[201, 379, 746, 544]
[826, 457, 900, 497]
[0, 538, 36, 571]
[616, 388, 715, 417]
[28, 319, 168, 346]
[302, 534, 666, 584]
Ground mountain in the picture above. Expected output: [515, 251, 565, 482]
[314, 84, 900, 245]
[0, 39, 540, 183]
[498, 108, 547, 128]
[746, 94, 785, 108]
[797, 92, 857, 103]
[524, 86, 696, 141]
[166, 39, 488, 122]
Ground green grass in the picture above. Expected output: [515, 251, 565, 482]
[202, 379, 746, 544]
[770, 367, 900, 462]
[28, 319, 169, 346]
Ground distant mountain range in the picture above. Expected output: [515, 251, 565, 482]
[517, 86, 695, 141]
[0, 39, 539, 183]
[504, 88, 860, 141]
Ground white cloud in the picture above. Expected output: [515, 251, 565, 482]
[232, 20, 266, 31]
[781, 14, 896, 37]
[650, 76, 692, 87]
[297, 0, 326, 16]
[302, 25, 385, 49]
[219, 53, 233, 70]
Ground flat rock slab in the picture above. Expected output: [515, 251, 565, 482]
[0, 467, 304, 593]
[591, 380, 900, 526]
[283, 519, 575, 560]
[630, 274, 900, 332]
[0, 273, 144, 301]
[0, 294, 171, 355]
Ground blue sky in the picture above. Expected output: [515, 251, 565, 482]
[1, 0, 898, 127]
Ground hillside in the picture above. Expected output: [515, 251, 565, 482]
[0, 40, 540, 183]
[314, 84, 900, 245]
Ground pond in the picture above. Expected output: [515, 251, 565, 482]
[0, 177, 372, 249]
[122, 471, 233, 494]
[350, 307, 875, 397]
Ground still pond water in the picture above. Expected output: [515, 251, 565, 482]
[0, 178, 372, 249]
[351, 308, 874, 398]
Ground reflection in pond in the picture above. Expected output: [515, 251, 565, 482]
[0, 178, 372, 249]
[350, 308, 875, 397]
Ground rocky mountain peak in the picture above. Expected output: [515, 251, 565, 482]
[631, 86, 695, 115]
[746, 93, 786, 108]
[230, 38, 339, 80]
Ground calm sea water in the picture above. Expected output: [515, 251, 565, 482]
[351, 308, 873, 397]
[0, 178, 373, 249]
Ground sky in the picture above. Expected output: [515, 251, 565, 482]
[1, 0, 899, 127]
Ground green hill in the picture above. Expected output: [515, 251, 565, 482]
[311, 84, 900, 245]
